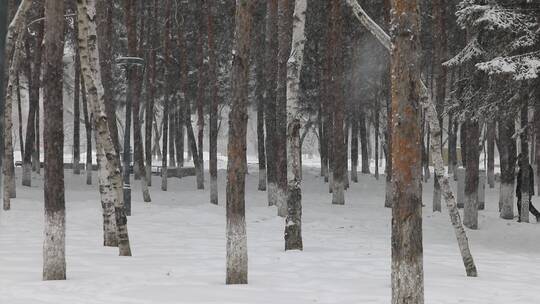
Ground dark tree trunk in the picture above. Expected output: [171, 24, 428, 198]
[144, 0, 158, 186]
[359, 110, 370, 174]
[73, 48, 80, 175]
[196, 0, 206, 186]
[22, 8, 44, 186]
[161, 0, 172, 191]
[460, 122, 467, 168]
[487, 122, 495, 188]
[264, 0, 278, 206]
[329, 0, 345, 205]
[520, 101, 531, 223]
[81, 76, 92, 185]
[186, 104, 204, 190]
[448, 114, 458, 179]
[464, 120, 479, 229]
[374, 105, 379, 180]
[351, 103, 359, 183]
[208, 0, 219, 204]
[498, 114, 516, 219]
[390, 0, 424, 301]
[16, 73, 23, 161]
[42, 0, 66, 281]
[225, 0, 253, 285]
[254, 0, 267, 192]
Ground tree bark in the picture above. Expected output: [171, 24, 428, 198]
[254, 0, 267, 192]
[359, 110, 370, 174]
[81, 75, 93, 185]
[161, 0, 172, 191]
[351, 104, 359, 183]
[464, 119, 479, 229]
[77, 0, 131, 255]
[284, 0, 306, 251]
[3, 0, 32, 209]
[487, 122, 495, 188]
[226, 0, 253, 285]
[498, 114, 516, 219]
[144, 0, 158, 186]
[73, 48, 81, 175]
[196, 0, 206, 188]
[22, 15, 43, 186]
[42, 0, 66, 281]
[275, 0, 293, 216]
[264, 0, 278, 206]
[389, 0, 425, 301]
[208, 0, 219, 204]
[520, 101, 530, 223]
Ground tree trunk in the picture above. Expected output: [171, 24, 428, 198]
[351, 104, 359, 183]
[464, 120, 479, 229]
[3, 0, 32, 209]
[254, 0, 267, 192]
[42, 0, 66, 281]
[161, 0, 172, 192]
[196, 0, 206, 188]
[346, 0, 478, 278]
[498, 114, 516, 219]
[389, 0, 424, 302]
[186, 104, 204, 189]
[73, 49, 81, 175]
[520, 101, 530, 223]
[226, 0, 253, 285]
[374, 106, 379, 180]
[81, 76, 93, 185]
[359, 110, 370, 174]
[487, 122, 495, 188]
[208, 0, 219, 205]
[448, 115, 458, 179]
[460, 123, 467, 168]
[275, 0, 293, 217]
[144, 0, 158, 186]
[264, 0, 278, 206]
[77, 0, 131, 256]
[16, 73, 23, 162]
[22, 16, 43, 186]
[284, 0, 307, 251]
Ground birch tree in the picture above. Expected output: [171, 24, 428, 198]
[42, 0, 66, 280]
[226, 0, 253, 285]
[77, 0, 131, 255]
[284, 0, 306, 251]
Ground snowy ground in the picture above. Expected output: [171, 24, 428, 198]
[0, 164, 539, 304]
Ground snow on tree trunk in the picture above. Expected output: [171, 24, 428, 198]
[225, 0, 252, 285]
[42, 0, 66, 281]
[264, 0, 278, 206]
[77, 0, 131, 256]
[345, 0, 477, 279]
[464, 120, 480, 230]
[284, 0, 306, 251]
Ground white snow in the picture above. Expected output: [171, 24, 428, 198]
[1, 165, 539, 303]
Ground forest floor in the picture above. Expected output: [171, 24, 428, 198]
[0, 163, 539, 304]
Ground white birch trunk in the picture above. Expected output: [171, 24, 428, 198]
[285, 0, 307, 251]
[347, 0, 478, 277]
[77, 0, 131, 255]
